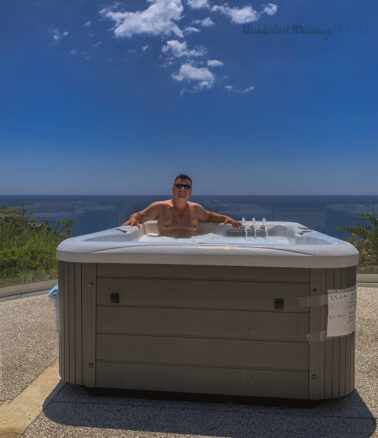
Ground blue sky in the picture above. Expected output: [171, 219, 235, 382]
[0, 0, 377, 195]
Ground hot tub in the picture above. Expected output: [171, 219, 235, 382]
[56, 221, 359, 400]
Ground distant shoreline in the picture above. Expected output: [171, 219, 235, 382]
[1, 194, 378, 198]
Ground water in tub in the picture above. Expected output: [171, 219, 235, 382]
[139, 233, 289, 245]
[137, 220, 291, 244]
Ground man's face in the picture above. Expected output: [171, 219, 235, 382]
[172, 178, 192, 200]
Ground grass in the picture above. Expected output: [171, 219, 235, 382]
[0, 268, 58, 288]
[357, 264, 378, 274]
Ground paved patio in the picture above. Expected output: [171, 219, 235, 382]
[0, 283, 377, 437]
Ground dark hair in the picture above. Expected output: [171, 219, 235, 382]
[174, 174, 192, 185]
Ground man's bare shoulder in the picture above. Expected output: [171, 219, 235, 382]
[156, 199, 172, 206]
[146, 200, 171, 209]
[189, 201, 207, 211]
[189, 202, 209, 219]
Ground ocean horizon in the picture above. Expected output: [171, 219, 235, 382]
[1, 194, 377, 241]
[1, 194, 378, 197]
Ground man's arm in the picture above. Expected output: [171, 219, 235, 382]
[196, 205, 242, 228]
[122, 202, 161, 228]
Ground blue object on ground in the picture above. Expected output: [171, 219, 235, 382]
[48, 284, 59, 331]
[48, 284, 58, 297]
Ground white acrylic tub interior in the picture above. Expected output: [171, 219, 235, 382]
[56, 221, 359, 269]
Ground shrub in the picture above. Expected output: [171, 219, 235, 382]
[337, 206, 378, 268]
[0, 204, 75, 286]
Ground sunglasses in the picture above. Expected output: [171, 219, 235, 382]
[174, 183, 192, 190]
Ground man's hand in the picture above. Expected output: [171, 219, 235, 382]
[122, 214, 142, 228]
[121, 203, 160, 228]
[224, 217, 242, 228]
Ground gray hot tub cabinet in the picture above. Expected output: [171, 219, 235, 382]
[58, 261, 356, 400]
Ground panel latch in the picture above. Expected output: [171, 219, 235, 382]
[274, 298, 284, 309]
[110, 292, 120, 304]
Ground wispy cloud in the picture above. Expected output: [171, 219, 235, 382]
[142, 45, 150, 51]
[185, 26, 201, 34]
[262, 3, 278, 16]
[240, 85, 254, 93]
[52, 29, 69, 41]
[100, 0, 184, 38]
[186, 0, 209, 9]
[207, 59, 224, 67]
[92, 41, 101, 48]
[172, 63, 215, 89]
[225, 84, 255, 93]
[192, 17, 214, 27]
[212, 4, 259, 23]
[162, 40, 206, 58]
[84, 21, 92, 27]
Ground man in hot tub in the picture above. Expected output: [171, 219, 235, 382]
[122, 174, 241, 238]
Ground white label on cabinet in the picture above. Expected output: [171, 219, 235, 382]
[327, 286, 357, 337]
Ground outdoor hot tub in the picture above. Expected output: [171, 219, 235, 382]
[56, 220, 359, 400]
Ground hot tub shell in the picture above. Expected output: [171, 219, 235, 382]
[56, 221, 358, 400]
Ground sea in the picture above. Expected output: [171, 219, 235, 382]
[0, 195, 377, 241]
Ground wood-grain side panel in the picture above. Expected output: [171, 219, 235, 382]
[74, 262, 82, 384]
[308, 268, 326, 399]
[331, 268, 341, 398]
[82, 263, 96, 387]
[58, 261, 65, 379]
[96, 334, 309, 370]
[97, 264, 310, 283]
[68, 262, 76, 383]
[97, 279, 309, 313]
[324, 268, 333, 398]
[64, 261, 69, 382]
[95, 362, 309, 399]
[97, 307, 309, 341]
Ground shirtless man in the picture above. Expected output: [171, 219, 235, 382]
[122, 174, 241, 237]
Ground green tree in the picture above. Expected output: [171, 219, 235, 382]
[337, 206, 378, 267]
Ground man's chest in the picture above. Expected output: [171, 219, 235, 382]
[159, 206, 198, 228]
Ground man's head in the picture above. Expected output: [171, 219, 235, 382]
[172, 174, 192, 200]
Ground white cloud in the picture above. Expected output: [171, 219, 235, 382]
[162, 40, 206, 58]
[212, 4, 259, 23]
[70, 49, 77, 55]
[84, 21, 92, 27]
[100, 0, 184, 38]
[241, 85, 255, 93]
[207, 59, 223, 67]
[185, 26, 200, 34]
[192, 17, 214, 27]
[186, 0, 209, 9]
[172, 63, 215, 89]
[52, 29, 69, 41]
[224, 84, 254, 93]
[92, 41, 101, 48]
[97, 1, 273, 94]
[262, 3, 278, 16]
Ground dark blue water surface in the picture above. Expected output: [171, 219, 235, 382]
[0, 195, 377, 240]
